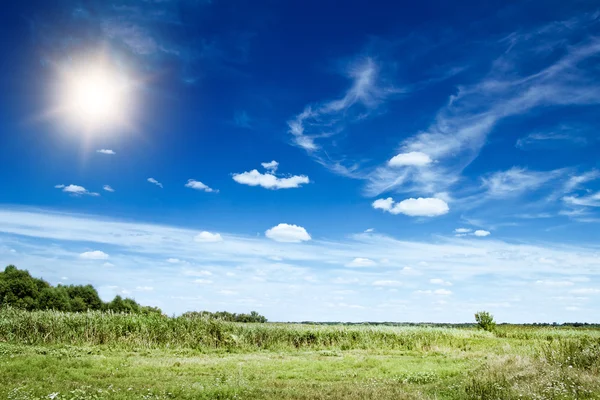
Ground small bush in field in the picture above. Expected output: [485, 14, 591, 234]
[475, 311, 496, 332]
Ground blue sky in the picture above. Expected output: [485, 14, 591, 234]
[1, 0, 599, 322]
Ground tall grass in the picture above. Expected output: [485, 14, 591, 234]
[0, 307, 491, 351]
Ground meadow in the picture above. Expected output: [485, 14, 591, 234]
[1, 308, 599, 399]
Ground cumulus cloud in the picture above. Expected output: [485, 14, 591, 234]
[232, 163, 309, 190]
[56, 184, 99, 197]
[97, 149, 116, 155]
[388, 152, 432, 167]
[147, 178, 163, 188]
[166, 258, 180, 264]
[346, 257, 377, 267]
[194, 231, 223, 243]
[265, 223, 311, 243]
[103, 185, 115, 192]
[80, 250, 109, 260]
[261, 160, 279, 173]
[372, 197, 449, 217]
[474, 230, 491, 237]
[185, 179, 218, 193]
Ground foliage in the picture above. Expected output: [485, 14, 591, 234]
[474, 311, 496, 332]
[182, 310, 267, 323]
[0, 265, 156, 314]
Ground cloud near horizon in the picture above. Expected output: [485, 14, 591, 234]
[0, 208, 597, 321]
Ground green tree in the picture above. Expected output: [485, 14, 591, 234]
[38, 287, 71, 311]
[474, 311, 496, 332]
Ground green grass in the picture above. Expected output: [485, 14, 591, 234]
[0, 308, 599, 399]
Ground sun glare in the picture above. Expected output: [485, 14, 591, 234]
[59, 61, 132, 132]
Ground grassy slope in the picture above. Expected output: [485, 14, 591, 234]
[0, 309, 599, 399]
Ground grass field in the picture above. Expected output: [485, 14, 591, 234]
[1, 308, 599, 399]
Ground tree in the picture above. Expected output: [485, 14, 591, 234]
[38, 287, 71, 311]
[474, 311, 496, 332]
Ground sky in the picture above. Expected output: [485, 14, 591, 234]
[0, 0, 599, 323]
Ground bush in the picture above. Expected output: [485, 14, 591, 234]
[475, 311, 496, 332]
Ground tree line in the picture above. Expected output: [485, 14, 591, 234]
[0, 265, 267, 322]
[0, 265, 161, 314]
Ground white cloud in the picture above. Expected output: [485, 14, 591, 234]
[219, 290, 237, 295]
[454, 228, 471, 233]
[103, 185, 115, 193]
[365, 25, 600, 197]
[372, 197, 449, 217]
[194, 231, 223, 243]
[97, 149, 116, 155]
[265, 223, 311, 243]
[147, 178, 163, 188]
[287, 58, 396, 153]
[430, 278, 452, 286]
[482, 167, 563, 198]
[535, 280, 574, 287]
[3, 207, 600, 321]
[570, 288, 600, 294]
[372, 280, 402, 287]
[562, 170, 600, 194]
[474, 230, 491, 237]
[516, 129, 587, 149]
[80, 250, 109, 260]
[388, 152, 432, 167]
[135, 286, 154, 291]
[184, 269, 212, 277]
[261, 160, 279, 173]
[232, 168, 309, 190]
[56, 184, 99, 197]
[346, 257, 377, 268]
[563, 191, 600, 208]
[166, 258, 180, 264]
[103, 262, 114, 267]
[193, 279, 213, 285]
[185, 179, 217, 193]
[434, 289, 452, 295]
[364, 228, 375, 233]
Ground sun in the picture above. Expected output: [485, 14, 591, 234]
[57, 59, 133, 132]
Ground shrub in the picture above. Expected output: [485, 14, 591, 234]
[475, 311, 496, 332]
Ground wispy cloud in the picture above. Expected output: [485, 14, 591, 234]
[147, 178, 163, 188]
[288, 58, 392, 151]
[481, 167, 565, 198]
[185, 179, 218, 193]
[233, 110, 251, 129]
[103, 185, 115, 193]
[516, 127, 588, 149]
[97, 149, 116, 155]
[232, 162, 309, 190]
[365, 19, 600, 198]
